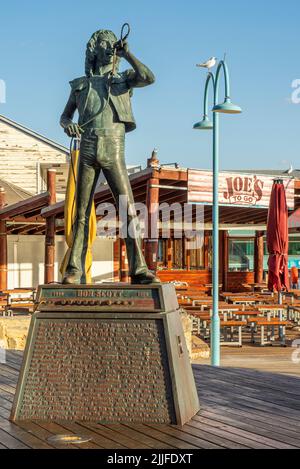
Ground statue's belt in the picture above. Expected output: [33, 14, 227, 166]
[81, 128, 125, 137]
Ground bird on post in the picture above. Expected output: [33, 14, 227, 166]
[196, 56, 217, 70]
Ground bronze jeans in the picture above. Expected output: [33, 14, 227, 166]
[66, 129, 148, 282]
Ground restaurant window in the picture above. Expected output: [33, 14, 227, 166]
[229, 238, 254, 272]
[157, 239, 166, 265]
[157, 237, 206, 270]
[289, 238, 300, 255]
[262, 236, 300, 270]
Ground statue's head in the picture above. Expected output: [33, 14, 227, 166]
[85, 29, 120, 77]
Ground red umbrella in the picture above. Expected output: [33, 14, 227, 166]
[267, 180, 289, 292]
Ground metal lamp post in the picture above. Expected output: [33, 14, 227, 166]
[193, 60, 242, 366]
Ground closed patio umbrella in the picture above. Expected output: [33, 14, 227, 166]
[267, 179, 289, 292]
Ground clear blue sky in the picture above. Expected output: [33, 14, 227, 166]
[0, 0, 299, 171]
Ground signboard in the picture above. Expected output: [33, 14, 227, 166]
[187, 169, 294, 210]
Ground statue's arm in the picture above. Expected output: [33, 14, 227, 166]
[118, 44, 155, 88]
[60, 91, 83, 138]
[60, 91, 76, 128]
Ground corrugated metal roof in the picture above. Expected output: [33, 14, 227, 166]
[230, 168, 300, 178]
[0, 179, 32, 205]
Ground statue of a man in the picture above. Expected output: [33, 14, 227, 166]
[60, 28, 159, 285]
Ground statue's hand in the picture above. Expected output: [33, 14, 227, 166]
[115, 40, 129, 58]
[65, 123, 84, 138]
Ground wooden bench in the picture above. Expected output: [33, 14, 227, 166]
[204, 320, 246, 347]
[3, 289, 36, 317]
[287, 305, 300, 324]
[4, 301, 35, 317]
[247, 318, 290, 346]
[189, 312, 246, 346]
[232, 310, 263, 321]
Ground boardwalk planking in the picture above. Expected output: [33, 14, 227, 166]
[0, 351, 300, 449]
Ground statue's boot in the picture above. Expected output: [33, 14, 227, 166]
[131, 270, 160, 285]
[62, 270, 83, 285]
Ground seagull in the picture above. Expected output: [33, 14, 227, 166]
[196, 57, 217, 70]
[285, 164, 293, 175]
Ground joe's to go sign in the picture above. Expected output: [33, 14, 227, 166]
[223, 175, 263, 206]
[187, 169, 294, 210]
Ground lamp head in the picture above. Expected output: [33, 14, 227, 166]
[212, 97, 242, 114]
[193, 115, 213, 130]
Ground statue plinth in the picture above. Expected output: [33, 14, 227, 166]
[10, 283, 200, 425]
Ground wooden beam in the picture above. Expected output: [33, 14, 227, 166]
[0, 188, 7, 290]
[254, 230, 264, 283]
[185, 236, 191, 271]
[153, 168, 188, 182]
[145, 176, 159, 271]
[41, 167, 153, 218]
[204, 230, 210, 269]
[44, 170, 56, 284]
[0, 192, 50, 220]
[119, 238, 129, 282]
[167, 238, 172, 270]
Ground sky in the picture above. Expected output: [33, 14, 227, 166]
[0, 0, 299, 171]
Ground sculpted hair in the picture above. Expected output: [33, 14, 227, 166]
[85, 29, 119, 77]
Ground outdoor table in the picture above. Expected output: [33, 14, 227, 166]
[257, 304, 286, 320]
[247, 283, 268, 293]
[221, 292, 255, 298]
[192, 300, 229, 309]
[286, 305, 300, 324]
[228, 296, 259, 305]
[189, 311, 224, 336]
[233, 310, 263, 321]
[208, 305, 243, 313]
[187, 294, 211, 300]
[205, 319, 247, 347]
[247, 318, 290, 345]
[204, 284, 222, 296]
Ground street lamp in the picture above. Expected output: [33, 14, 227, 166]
[193, 60, 242, 366]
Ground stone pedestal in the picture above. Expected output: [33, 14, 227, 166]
[10, 283, 200, 425]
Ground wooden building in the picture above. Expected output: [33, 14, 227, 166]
[1, 148, 299, 292]
[0, 114, 69, 198]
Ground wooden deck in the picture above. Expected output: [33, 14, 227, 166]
[1, 351, 300, 449]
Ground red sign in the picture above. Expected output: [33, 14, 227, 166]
[188, 170, 294, 209]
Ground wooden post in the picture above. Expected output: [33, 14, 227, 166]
[167, 238, 172, 270]
[113, 238, 120, 282]
[181, 237, 185, 269]
[145, 177, 159, 271]
[145, 150, 160, 272]
[119, 238, 129, 282]
[204, 230, 210, 269]
[0, 188, 7, 291]
[254, 231, 264, 284]
[221, 230, 229, 292]
[44, 170, 56, 284]
[185, 236, 191, 271]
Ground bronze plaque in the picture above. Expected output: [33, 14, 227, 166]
[36, 284, 165, 312]
[13, 316, 175, 423]
[11, 284, 200, 425]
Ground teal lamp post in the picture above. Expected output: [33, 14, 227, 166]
[193, 60, 242, 366]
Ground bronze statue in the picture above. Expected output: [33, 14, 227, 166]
[60, 26, 159, 285]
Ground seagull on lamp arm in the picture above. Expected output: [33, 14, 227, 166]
[196, 57, 217, 71]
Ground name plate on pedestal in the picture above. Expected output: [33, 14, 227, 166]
[35, 283, 177, 313]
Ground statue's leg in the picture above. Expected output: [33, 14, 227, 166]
[99, 135, 159, 284]
[63, 156, 100, 284]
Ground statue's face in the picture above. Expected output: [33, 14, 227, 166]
[97, 36, 115, 66]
